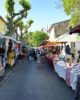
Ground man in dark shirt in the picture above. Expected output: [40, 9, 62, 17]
[65, 45, 71, 55]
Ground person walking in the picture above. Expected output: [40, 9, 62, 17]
[7, 48, 15, 67]
[65, 45, 71, 55]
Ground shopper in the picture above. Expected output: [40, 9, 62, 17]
[65, 45, 71, 55]
[7, 48, 15, 67]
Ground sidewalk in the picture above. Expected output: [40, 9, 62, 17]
[0, 66, 13, 86]
[0, 57, 26, 86]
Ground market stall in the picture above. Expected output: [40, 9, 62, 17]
[0, 35, 6, 76]
[39, 39, 64, 69]
[45, 47, 60, 69]
[56, 32, 80, 42]
[48, 31, 80, 98]
[54, 60, 80, 89]
[0, 36, 22, 67]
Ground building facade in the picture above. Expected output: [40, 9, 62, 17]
[0, 16, 7, 35]
[48, 20, 70, 40]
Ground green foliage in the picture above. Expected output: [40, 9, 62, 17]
[16, 19, 33, 41]
[62, 0, 75, 15]
[24, 32, 33, 45]
[5, 0, 15, 15]
[4, 0, 31, 37]
[62, 0, 80, 27]
[27, 19, 34, 26]
[28, 31, 49, 47]
[5, 16, 15, 36]
[70, 10, 80, 26]
[16, 20, 24, 27]
[18, 0, 31, 10]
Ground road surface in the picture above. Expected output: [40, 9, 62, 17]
[0, 58, 75, 100]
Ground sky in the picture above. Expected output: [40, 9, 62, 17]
[0, 0, 70, 31]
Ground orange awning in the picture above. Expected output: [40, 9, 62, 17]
[39, 40, 63, 47]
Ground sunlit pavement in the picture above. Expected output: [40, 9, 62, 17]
[0, 58, 75, 100]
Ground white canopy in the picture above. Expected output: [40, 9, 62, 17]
[56, 33, 80, 42]
[5, 36, 17, 42]
[0, 34, 5, 38]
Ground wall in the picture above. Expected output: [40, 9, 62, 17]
[0, 18, 7, 34]
[48, 20, 70, 39]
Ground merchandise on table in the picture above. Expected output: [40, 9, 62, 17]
[54, 59, 80, 90]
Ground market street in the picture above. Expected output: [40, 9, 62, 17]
[0, 58, 74, 100]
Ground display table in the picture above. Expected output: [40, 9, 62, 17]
[66, 68, 71, 86]
[54, 62, 67, 80]
[75, 75, 80, 99]
[54, 61, 80, 91]
[70, 70, 80, 90]
[46, 56, 55, 69]
[46, 54, 59, 69]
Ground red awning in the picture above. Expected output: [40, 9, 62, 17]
[39, 40, 49, 46]
[69, 24, 80, 34]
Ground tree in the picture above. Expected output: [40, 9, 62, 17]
[16, 19, 33, 41]
[23, 31, 33, 45]
[62, 0, 80, 27]
[28, 31, 49, 47]
[5, 0, 31, 37]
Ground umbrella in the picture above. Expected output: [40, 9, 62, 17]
[69, 24, 80, 34]
[39, 40, 62, 46]
[56, 33, 80, 42]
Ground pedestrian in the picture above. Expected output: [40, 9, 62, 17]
[32, 50, 37, 60]
[27, 50, 31, 60]
[27, 50, 30, 60]
[27, 49, 33, 60]
[7, 48, 15, 67]
[36, 50, 41, 67]
[65, 45, 71, 55]
[65, 45, 71, 61]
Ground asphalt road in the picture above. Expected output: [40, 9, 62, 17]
[0, 58, 75, 100]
